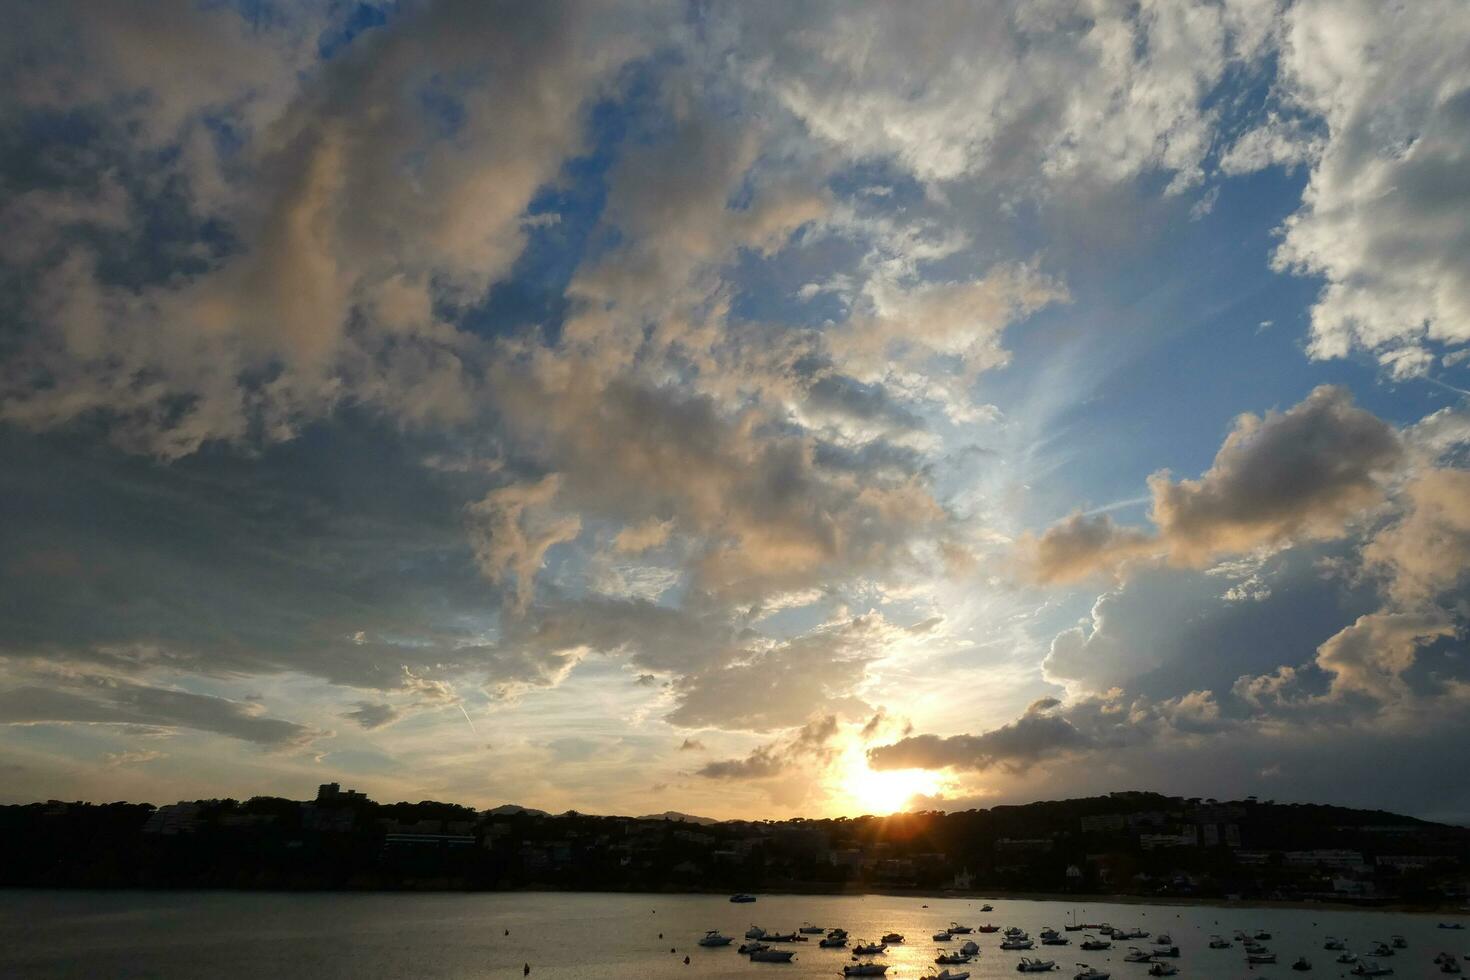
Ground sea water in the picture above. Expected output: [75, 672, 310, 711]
[0, 889, 1464, 979]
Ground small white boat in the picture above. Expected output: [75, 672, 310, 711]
[1041, 928, 1061, 941]
[936, 951, 973, 965]
[934, 931, 954, 942]
[799, 923, 824, 934]
[1352, 960, 1394, 977]
[1043, 936, 1072, 946]
[1147, 964, 1177, 977]
[1080, 936, 1111, 951]
[1006, 927, 1027, 937]
[981, 905, 995, 912]
[1292, 956, 1313, 971]
[1074, 964, 1111, 980]
[932, 971, 971, 980]
[1155, 934, 1172, 946]
[730, 893, 757, 903]
[1248, 951, 1277, 964]
[1002, 938, 1036, 950]
[881, 932, 905, 944]
[1150, 946, 1179, 958]
[1336, 952, 1359, 964]
[1124, 947, 1153, 963]
[764, 932, 798, 943]
[853, 942, 888, 956]
[1370, 942, 1394, 958]
[820, 936, 848, 948]
[828, 929, 849, 940]
[1018, 957, 1058, 972]
[699, 931, 733, 947]
[843, 966, 888, 977]
[739, 942, 769, 954]
[951, 923, 975, 934]
[1324, 938, 1346, 950]
[1255, 931, 1272, 941]
[1209, 935, 1232, 949]
[749, 948, 795, 963]
[747, 926, 768, 939]
[1440, 923, 1467, 930]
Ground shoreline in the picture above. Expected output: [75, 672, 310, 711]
[5, 882, 1466, 916]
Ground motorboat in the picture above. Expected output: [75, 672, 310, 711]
[730, 893, 757, 903]
[1155, 935, 1172, 946]
[1150, 946, 1180, 958]
[739, 941, 770, 954]
[1391, 936, 1407, 949]
[1043, 936, 1072, 946]
[936, 951, 974, 964]
[934, 931, 954, 942]
[843, 966, 888, 977]
[1248, 951, 1277, 964]
[699, 931, 734, 947]
[1080, 936, 1111, 951]
[800, 923, 824, 934]
[1442, 961, 1462, 975]
[1002, 938, 1036, 951]
[1147, 963, 1177, 977]
[853, 942, 888, 956]
[1209, 935, 1232, 949]
[881, 933, 905, 944]
[979, 925, 1002, 934]
[1324, 938, 1346, 950]
[749, 949, 795, 963]
[1124, 947, 1153, 963]
[1074, 964, 1111, 980]
[829, 929, 850, 940]
[1292, 957, 1313, 971]
[931, 971, 971, 980]
[982, 905, 995, 912]
[1018, 958, 1059, 972]
[1245, 942, 1268, 954]
[1006, 927, 1028, 937]
[952, 923, 975, 934]
[1336, 952, 1359, 964]
[1234, 930, 1250, 941]
[764, 932, 798, 943]
[960, 940, 980, 955]
[746, 926, 768, 939]
[1118, 929, 1149, 940]
[1441, 923, 1467, 930]
[1370, 942, 1394, 958]
[820, 936, 848, 949]
[1255, 931, 1273, 940]
[1351, 960, 1394, 977]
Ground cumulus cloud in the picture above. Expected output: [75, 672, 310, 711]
[1265, 0, 1470, 371]
[1314, 610, 1457, 703]
[1363, 469, 1470, 605]
[1024, 386, 1403, 582]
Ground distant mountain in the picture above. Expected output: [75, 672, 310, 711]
[636, 810, 719, 825]
[483, 804, 549, 817]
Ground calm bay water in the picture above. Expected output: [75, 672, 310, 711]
[0, 890, 1464, 979]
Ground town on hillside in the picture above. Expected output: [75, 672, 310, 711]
[3, 787, 1466, 906]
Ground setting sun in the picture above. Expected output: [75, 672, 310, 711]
[842, 760, 942, 816]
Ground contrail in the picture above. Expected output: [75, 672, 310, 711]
[458, 703, 479, 736]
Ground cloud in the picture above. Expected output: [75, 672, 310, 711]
[341, 701, 401, 731]
[103, 750, 166, 768]
[466, 475, 582, 612]
[1363, 469, 1470, 605]
[696, 715, 840, 780]
[869, 689, 1230, 774]
[1314, 610, 1457, 703]
[1024, 386, 1403, 582]
[613, 518, 674, 555]
[1246, 0, 1470, 373]
[0, 673, 322, 750]
[868, 697, 1089, 773]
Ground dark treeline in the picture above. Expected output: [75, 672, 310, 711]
[2, 789, 1465, 906]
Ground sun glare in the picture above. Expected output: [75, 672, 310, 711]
[844, 761, 942, 816]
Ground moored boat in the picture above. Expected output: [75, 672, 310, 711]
[748, 948, 794, 963]
[698, 930, 733, 947]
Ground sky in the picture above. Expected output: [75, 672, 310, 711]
[2, 0, 1469, 823]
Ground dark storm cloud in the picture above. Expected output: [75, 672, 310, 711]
[867, 698, 1090, 773]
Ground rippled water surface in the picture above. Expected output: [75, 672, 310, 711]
[1, 890, 1465, 979]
